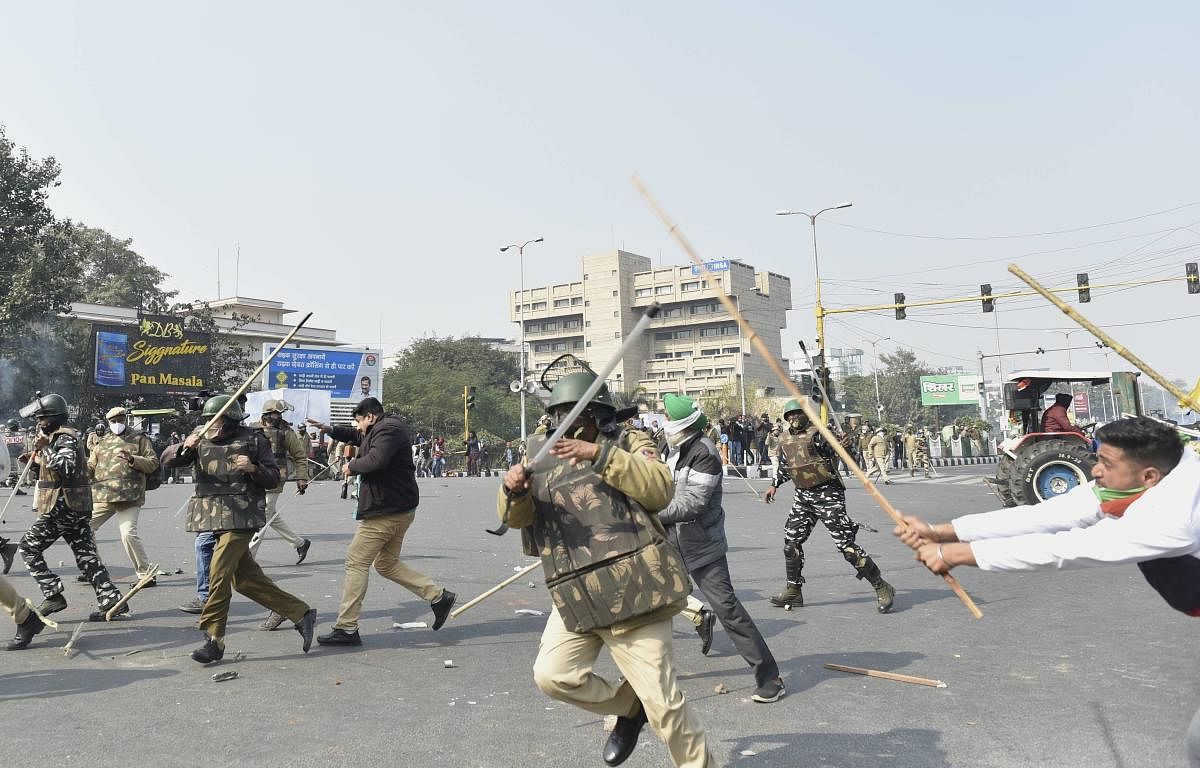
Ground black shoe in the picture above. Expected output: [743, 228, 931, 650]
[179, 597, 205, 614]
[6, 611, 45, 651]
[603, 703, 648, 766]
[339, 483, 348, 500]
[0, 539, 16, 575]
[295, 538, 311, 565]
[90, 602, 130, 622]
[258, 611, 286, 631]
[696, 608, 715, 656]
[15, 488, 26, 495]
[75, 573, 89, 583]
[38, 593, 67, 616]
[316, 628, 362, 646]
[295, 608, 317, 653]
[752, 678, 786, 703]
[191, 636, 225, 665]
[431, 590, 456, 631]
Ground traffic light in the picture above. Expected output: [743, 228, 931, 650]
[980, 284, 994, 313]
[466, 386, 477, 410]
[894, 293, 906, 320]
[1077, 273, 1090, 303]
[1187, 262, 1199, 294]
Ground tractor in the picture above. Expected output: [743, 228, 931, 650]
[984, 369, 1143, 507]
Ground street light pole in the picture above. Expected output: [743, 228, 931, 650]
[864, 335, 890, 421]
[501, 237, 544, 444]
[777, 201, 852, 422]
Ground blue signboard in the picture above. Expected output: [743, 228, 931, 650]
[690, 259, 730, 275]
[264, 345, 382, 400]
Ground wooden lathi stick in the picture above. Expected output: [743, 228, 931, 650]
[824, 662, 947, 688]
[633, 173, 983, 619]
[104, 562, 160, 620]
[449, 562, 541, 619]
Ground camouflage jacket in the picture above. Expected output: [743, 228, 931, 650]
[773, 426, 841, 491]
[162, 424, 279, 533]
[34, 426, 92, 516]
[497, 428, 687, 634]
[256, 422, 309, 493]
[88, 430, 159, 506]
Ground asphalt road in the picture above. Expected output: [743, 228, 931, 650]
[0, 465, 1194, 768]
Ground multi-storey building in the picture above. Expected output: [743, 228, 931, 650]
[510, 250, 791, 410]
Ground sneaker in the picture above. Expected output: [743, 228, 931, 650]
[431, 590, 456, 631]
[316, 628, 362, 646]
[6, 610, 45, 651]
[696, 608, 715, 656]
[752, 678, 786, 703]
[0, 539, 16, 575]
[191, 636, 225, 665]
[38, 593, 68, 616]
[179, 597, 206, 614]
[295, 608, 317, 653]
[258, 611, 286, 631]
[295, 538, 311, 565]
[90, 602, 131, 622]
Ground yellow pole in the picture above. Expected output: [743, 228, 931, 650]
[1008, 265, 1200, 413]
[463, 386, 470, 441]
[635, 174, 982, 620]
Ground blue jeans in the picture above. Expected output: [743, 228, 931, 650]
[195, 532, 215, 601]
[731, 440, 743, 465]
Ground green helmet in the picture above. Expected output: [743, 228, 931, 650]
[782, 398, 810, 421]
[19, 393, 68, 420]
[201, 394, 245, 421]
[546, 371, 614, 414]
[6, 418, 18, 431]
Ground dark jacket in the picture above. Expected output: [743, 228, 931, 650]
[328, 415, 419, 519]
[658, 432, 728, 571]
[1041, 404, 1084, 435]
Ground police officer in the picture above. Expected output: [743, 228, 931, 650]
[499, 372, 712, 767]
[763, 398, 895, 613]
[16, 393, 127, 621]
[1, 574, 45, 650]
[160, 394, 317, 664]
[5, 418, 28, 494]
[911, 429, 936, 478]
[866, 427, 893, 485]
[249, 399, 312, 564]
[86, 421, 106, 454]
[87, 407, 161, 583]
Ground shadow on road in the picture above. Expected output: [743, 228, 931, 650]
[724, 727, 950, 767]
[0, 668, 178, 701]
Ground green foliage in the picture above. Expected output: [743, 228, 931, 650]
[72, 225, 176, 310]
[383, 336, 521, 439]
[836, 347, 983, 428]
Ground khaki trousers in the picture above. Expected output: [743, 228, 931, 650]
[265, 492, 302, 547]
[91, 502, 153, 577]
[0, 575, 30, 624]
[334, 512, 441, 631]
[199, 531, 309, 640]
[866, 456, 890, 482]
[534, 606, 712, 768]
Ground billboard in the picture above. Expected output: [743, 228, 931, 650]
[262, 344, 381, 401]
[92, 314, 212, 395]
[1073, 392, 1090, 418]
[919, 374, 982, 406]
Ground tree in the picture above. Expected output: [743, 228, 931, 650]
[383, 337, 522, 442]
[72, 225, 176, 310]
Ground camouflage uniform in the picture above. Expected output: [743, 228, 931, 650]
[911, 434, 935, 478]
[255, 419, 310, 553]
[772, 425, 894, 612]
[88, 428, 161, 579]
[499, 428, 712, 767]
[161, 423, 310, 642]
[19, 427, 123, 611]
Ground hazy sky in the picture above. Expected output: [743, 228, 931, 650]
[5, 3, 1199, 387]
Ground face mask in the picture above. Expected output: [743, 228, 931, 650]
[1092, 484, 1147, 518]
[109, 422, 127, 435]
[788, 416, 806, 431]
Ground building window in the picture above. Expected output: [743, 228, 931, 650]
[654, 285, 673, 295]
[583, 274, 589, 280]
[543, 321, 558, 331]
[611, 269, 617, 276]
[586, 341, 592, 347]
[554, 298, 571, 308]
[514, 305, 521, 314]
[701, 348, 720, 356]
[686, 390, 702, 397]
[693, 368, 713, 377]
[534, 343, 551, 353]
[635, 287, 653, 298]
[673, 350, 693, 358]
[573, 340, 584, 350]
[722, 346, 739, 354]
[614, 332, 621, 339]
[584, 301, 590, 307]
[525, 322, 539, 333]
[662, 306, 682, 318]
[532, 302, 546, 310]
[571, 297, 583, 305]
[715, 367, 734, 375]
[681, 281, 701, 292]
[611, 290, 618, 297]
[585, 320, 591, 327]
[675, 329, 692, 340]
[564, 319, 581, 329]
[700, 327, 721, 337]
[552, 342, 567, 352]
[654, 352, 672, 360]
[654, 332, 673, 341]
[667, 370, 686, 378]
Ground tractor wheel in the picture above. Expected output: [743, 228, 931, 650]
[1014, 438, 1096, 506]
[987, 455, 1018, 507]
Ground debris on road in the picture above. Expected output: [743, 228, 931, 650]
[394, 621, 428, 629]
[212, 671, 238, 683]
[714, 683, 729, 694]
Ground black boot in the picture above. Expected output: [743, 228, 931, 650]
[191, 635, 225, 665]
[0, 538, 16, 575]
[695, 608, 715, 655]
[603, 702, 648, 766]
[6, 610, 45, 651]
[770, 546, 804, 608]
[769, 583, 803, 608]
[38, 593, 67, 616]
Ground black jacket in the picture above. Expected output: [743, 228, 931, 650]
[328, 415, 419, 520]
[659, 433, 728, 571]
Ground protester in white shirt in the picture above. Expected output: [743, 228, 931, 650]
[894, 417, 1200, 766]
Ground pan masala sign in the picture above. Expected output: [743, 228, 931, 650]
[93, 314, 212, 394]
